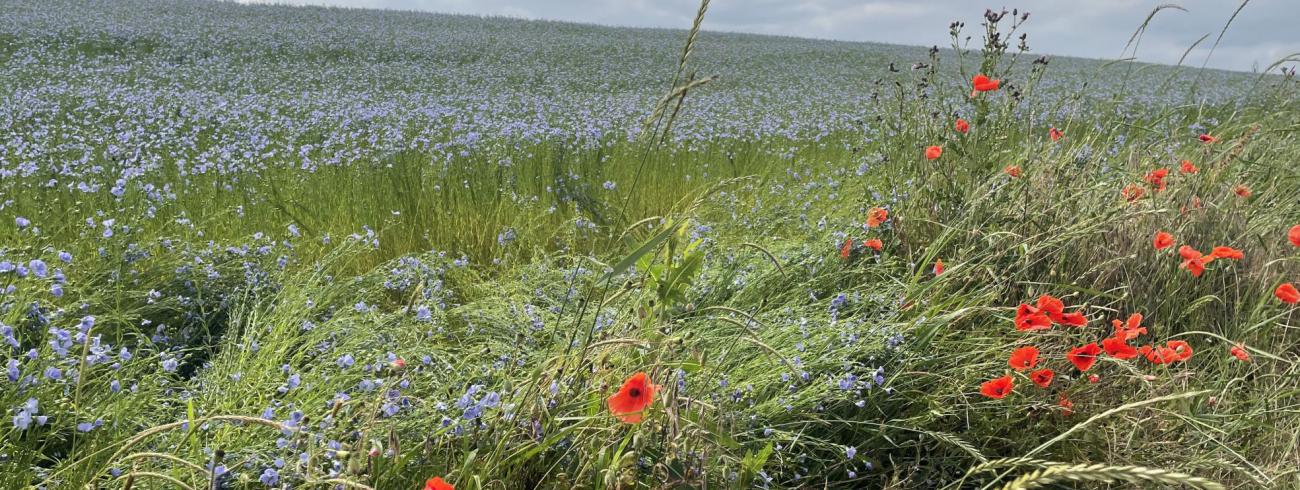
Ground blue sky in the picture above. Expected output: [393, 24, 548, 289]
[235, 0, 1299, 72]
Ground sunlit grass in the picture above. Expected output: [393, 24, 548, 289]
[2, 1, 1300, 489]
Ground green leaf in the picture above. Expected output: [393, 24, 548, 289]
[602, 223, 675, 285]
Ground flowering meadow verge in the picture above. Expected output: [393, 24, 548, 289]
[2, 1, 1300, 489]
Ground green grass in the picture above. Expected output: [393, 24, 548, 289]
[3, 3, 1300, 489]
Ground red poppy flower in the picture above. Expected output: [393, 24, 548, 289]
[1049, 127, 1063, 142]
[1003, 165, 1022, 178]
[1057, 311, 1088, 327]
[1058, 395, 1074, 416]
[1110, 313, 1147, 341]
[1035, 294, 1064, 318]
[840, 238, 853, 259]
[925, 145, 943, 160]
[1088, 374, 1100, 383]
[970, 74, 1001, 96]
[863, 238, 883, 251]
[980, 375, 1014, 399]
[1067, 343, 1102, 372]
[1288, 224, 1300, 247]
[1101, 335, 1138, 360]
[1179, 245, 1209, 277]
[1233, 185, 1251, 198]
[1035, 294, 1086, 327]
[1209, 246, 1243, 260]
[933, 258, 945, 276]
[1030, 368, 1054, 388]
[425, 477, 454, 490]
[1167, 340, 1193, 361]
[1122, 184, 1145, 202]
[1015, 303, 1053, 331]
[866, 207, 888, 228]
[1179, 159, 1199, 174]
[1141, 342, 1191, 364]
[1008, 346, 1040, 371]
[1277, 283, 1300, 304]
[1153, 231, 1174, 250]
[1140, 344, 1176, 364]
[1229, 344, 1250, 362]
[1198, 134, 1217, 143]
[608, 372, 657, 423]
[1143, 168, 1169, 192]
[955, 118, 970, 134]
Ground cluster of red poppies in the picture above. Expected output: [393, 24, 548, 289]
[981, 224, 1300, 404]
[983, 301, 1196, 404]
[1014, 294, 1086, 331]
[1279, 225, 1300, 304]
[841, 207, 889, 259]
[1152, 231, 1245, 278]
[1121, 142, 1251, 204]
[924, 74, 1003, 161]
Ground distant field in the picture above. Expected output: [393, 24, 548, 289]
[0, 0, 1270, 262]
[2, 0, 1299, 488]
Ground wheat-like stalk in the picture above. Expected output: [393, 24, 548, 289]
[964, 457, 1059, 476]
[923, 430, 988, 464]
[114, 471, 198, 490]
[642, 0, 714, 141]
[120, 452, 209, 475]
[673, 0, 711, 87]
[1001, 463, 1225, 490]
[1024, 390, 1208, 458]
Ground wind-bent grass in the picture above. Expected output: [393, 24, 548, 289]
[2, 1, 1300, 489]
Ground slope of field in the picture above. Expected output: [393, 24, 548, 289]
[2, 1, 1299, 488]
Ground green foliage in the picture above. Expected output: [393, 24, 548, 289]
[637, 223, 706, 313]
[3, 2, 1300, 489]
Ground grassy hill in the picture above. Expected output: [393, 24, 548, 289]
[1, 0, 1299, 488]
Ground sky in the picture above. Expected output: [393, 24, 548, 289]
[234, 0, 1300, 73]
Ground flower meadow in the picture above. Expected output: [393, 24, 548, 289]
[3, 0, 1300, 488]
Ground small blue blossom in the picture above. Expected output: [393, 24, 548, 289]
[336, 354, 355, 368]
[259, 468, 279, 486]
[29, 260, 48, 278]
[12, 398, 39, 430]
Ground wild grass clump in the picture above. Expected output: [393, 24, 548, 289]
[2, 1, 1300, 489]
